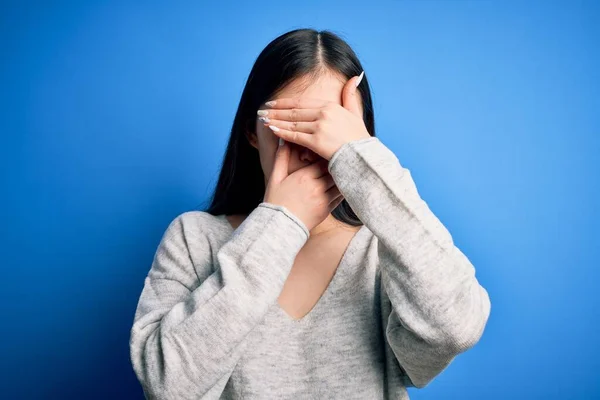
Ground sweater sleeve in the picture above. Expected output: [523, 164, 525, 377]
[129, 202, 309, 399]
[327, 136, 491, 389]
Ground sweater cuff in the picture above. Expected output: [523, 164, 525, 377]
[328, 136, 380, 172]
[257, 202, 310, 239]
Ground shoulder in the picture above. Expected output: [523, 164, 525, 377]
[161, 210, 229, 242]
[149, 211, 229, 282]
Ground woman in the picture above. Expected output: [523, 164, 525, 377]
[129, 28, 491, 399]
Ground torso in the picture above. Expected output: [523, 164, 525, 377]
[225, 214, 363, 321]
[217, 212, 393, 399]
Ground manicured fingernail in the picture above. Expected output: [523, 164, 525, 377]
[279, 137, 284, 146]
[259, 116, 270, 123]
[355, 71, 364, 87]
[265, 100, 276, 107]
[257, 110, 268, 117]
[269, 125, 280, 132]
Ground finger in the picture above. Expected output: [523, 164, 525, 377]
[258, 108, 320, 122]
[326, 185, 342, 203]
[263, 97, 328, 110]
[329, 193, 345, 210]
[319, 173, 336, 190]
[267, 124, 314, 150]
[293, 159, 328, 179]
[261, 118, 317, 134]
[269, 138, 290, 184]
[342, 71, 364, 118]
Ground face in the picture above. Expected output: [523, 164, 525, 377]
[247, 71, 351, 184]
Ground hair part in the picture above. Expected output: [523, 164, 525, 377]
[201, 28, 376, 227]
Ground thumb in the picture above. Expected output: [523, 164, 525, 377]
[269, 138, 290, 185]
[342, 71, 364, 118]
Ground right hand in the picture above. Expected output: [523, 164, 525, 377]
[264, 138, 345, 233]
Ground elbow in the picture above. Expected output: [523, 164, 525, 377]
[402, 373, 430, 389]
[130, 322, 210, 400]
[442, 285, 491, 354]
[129, 325, 172, 400]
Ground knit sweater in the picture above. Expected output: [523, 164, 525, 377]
[129, 136, 491, 399]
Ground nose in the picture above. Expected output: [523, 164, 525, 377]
[299, 146, 319, 163]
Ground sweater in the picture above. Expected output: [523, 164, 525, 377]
[129, 136, 491, 399]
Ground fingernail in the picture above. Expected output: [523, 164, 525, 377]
[265, 100, 276, 107]
[355, 71, 365, 87]
[259, 116, 270, 123]
[257, 110, 268, 117]
[269, 125, 280, 132]
[279, 137, 284, 146]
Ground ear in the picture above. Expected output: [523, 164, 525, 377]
[341, 71, 364, 118]
[244, 130, 259, 149]
[244, 119, 259, 149]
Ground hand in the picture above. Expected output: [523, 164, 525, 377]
[257, 72, 371, 160]
[264, 139, 345, 233]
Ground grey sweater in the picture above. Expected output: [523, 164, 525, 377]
[129, 136, 491, 399]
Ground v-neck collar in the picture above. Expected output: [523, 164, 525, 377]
[217, 212, 369, 324]
[274, 223, 369, 324]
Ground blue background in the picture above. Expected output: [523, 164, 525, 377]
[1, 1, 598, 398]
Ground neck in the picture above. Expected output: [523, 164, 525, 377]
[308, 213, 343, 238]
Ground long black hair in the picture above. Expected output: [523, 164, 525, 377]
[203, 28, 376, 226]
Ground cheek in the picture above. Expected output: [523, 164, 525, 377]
[255, 130, 281, 176]
[256, 122, 279, 148]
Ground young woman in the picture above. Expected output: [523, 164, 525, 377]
[129, 28, 491, 399]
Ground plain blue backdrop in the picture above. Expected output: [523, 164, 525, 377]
[1, 0, 598, 398]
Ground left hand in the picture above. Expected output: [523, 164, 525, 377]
[257, 73, 372, 160]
